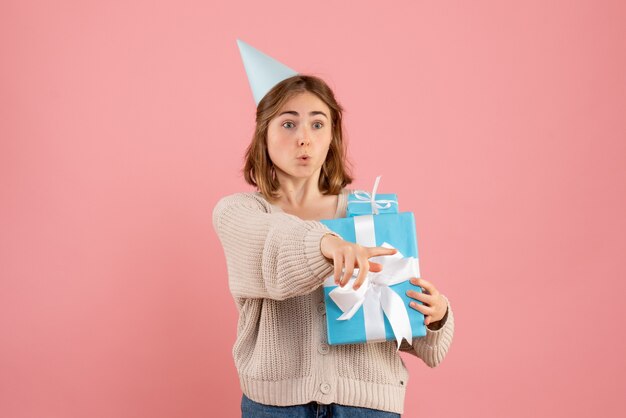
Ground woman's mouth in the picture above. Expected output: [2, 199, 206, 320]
[297, 155, 311, 164]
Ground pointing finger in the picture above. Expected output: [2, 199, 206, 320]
[369, 246, 398, 257]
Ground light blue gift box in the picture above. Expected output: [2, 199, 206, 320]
[346, 192, 399, 217]
[320, 212, 427, 346]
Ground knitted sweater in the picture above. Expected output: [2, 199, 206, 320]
[211, 188, 454, 414]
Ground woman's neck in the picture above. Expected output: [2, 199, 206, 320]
[273, 170, 324, 210]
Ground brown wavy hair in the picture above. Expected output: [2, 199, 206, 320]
[242, 74, 353, 201]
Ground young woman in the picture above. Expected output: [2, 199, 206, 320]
[212, 75, 454, 417]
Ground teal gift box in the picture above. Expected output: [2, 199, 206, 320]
[320, 211, 427, 347]
[346, 191, 399, 217]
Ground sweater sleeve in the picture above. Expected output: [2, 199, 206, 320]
[212, 193, 341, 300]
[399, 294, 455, 368]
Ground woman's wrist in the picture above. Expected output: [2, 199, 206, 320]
[426, 305, 449, 331]
[320, 232, 340, 261]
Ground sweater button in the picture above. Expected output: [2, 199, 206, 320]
[320, 382, 331, 394]
[318, 343, 330, 355]
[317, 302, 326, 315]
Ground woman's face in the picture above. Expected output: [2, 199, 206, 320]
[266, 91, 333, 182]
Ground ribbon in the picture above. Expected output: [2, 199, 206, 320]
[323, 216, 421, 349]
[350, 175, 398, 215]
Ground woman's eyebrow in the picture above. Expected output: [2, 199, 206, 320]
[278, 110, 328, 119]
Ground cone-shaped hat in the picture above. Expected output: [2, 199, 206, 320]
[237, 39, 299, 106]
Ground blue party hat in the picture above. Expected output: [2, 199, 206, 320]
[236, 39, 299, 106]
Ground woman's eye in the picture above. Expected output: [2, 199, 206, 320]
[282, 122, 295, 129]
[313, 122, 323, 129]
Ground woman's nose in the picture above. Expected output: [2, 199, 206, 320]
[297, 125, 310, 146]
[298, 132, 310, 146]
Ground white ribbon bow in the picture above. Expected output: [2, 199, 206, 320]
[324, 242, 420, 349]
[351, 175, 398, 215]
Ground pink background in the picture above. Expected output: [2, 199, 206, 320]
[2, 1, 625, 417]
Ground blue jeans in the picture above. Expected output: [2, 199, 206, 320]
[241, 394, 401, 417]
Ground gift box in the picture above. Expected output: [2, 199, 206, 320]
[320, 183, 426, 348]
[346, 191, 399, 217]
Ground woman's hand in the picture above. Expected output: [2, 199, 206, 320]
[406, 277, 448, 327]
[320, 234, 397, 291]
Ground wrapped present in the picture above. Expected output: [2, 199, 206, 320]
[320, 177, 426, 348]
[346, 176, 398, 217]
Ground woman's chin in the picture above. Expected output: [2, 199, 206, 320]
[283, 167, 319, 179]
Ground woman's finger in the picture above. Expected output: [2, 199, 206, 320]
[353, 256, 370, 291]
[368, 246, 398, 257]
[406, 289, 434, 305]
[341, 252, 355, 287]
[409, 300, 434, 315]
[368, 261, 383, 273]
[410, 277, 439, 296]
[334, 254, 344, 285]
